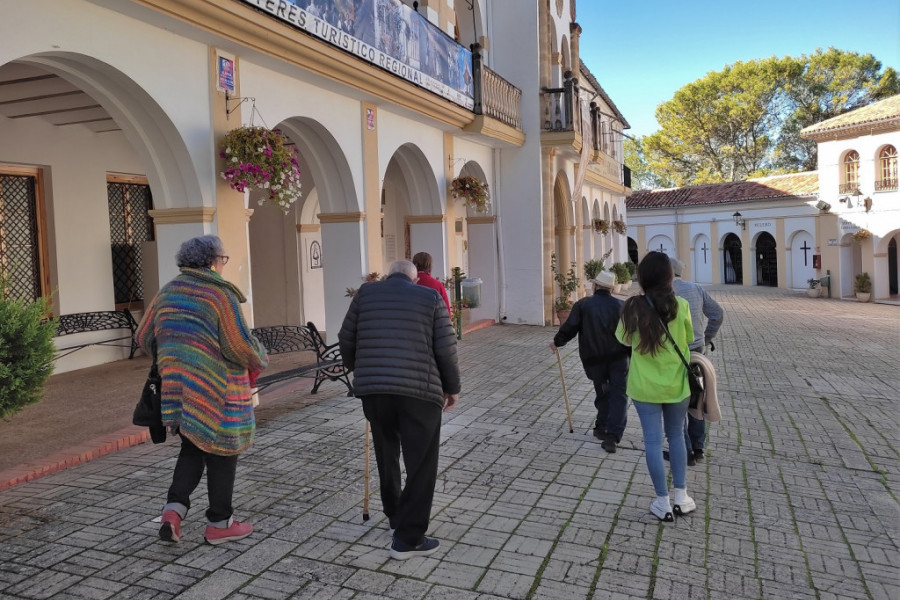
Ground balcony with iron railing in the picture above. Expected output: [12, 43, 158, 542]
[838, 182, 860, 194]
[875, 177, 898, 191]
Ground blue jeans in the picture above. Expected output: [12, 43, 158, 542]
[633, 398, 690, 496]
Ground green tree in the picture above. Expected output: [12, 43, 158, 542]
[624, 135, 673, 190]
[776, 48, 900, 171]
[641, 49, 899, 187]
[0, 279, 56, 419]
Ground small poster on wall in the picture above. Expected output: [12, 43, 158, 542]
[217, 56, 235, 93]
[309, 240, 322, 269]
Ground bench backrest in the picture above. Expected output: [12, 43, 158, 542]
[252, 322, 328, 357]
[55, 309, 137, 337]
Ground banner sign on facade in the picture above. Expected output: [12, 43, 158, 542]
[238, 0, 474, 110]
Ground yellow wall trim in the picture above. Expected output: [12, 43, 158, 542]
[297, 224, 321, 233]
[318, 211, 365, 223]
[407, 215, 445, 224]
[463, 115, 526, 147]
[148, 207, 216, 224]
[541, 130, 581, 153]
[468, 216, 496, 225]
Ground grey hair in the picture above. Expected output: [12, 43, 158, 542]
[176, 235, 224, 268]
[388, 259, 417, 281]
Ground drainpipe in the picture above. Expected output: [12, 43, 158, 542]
[494, 148, 506, 322]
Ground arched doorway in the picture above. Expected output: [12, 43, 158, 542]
[723, 233, 742, 284]
[627, 237, 638, 265]
[756, 232, 777, 286]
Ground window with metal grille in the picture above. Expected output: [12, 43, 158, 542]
[107, 179, 153, 308]
[0, 170, 47, 303]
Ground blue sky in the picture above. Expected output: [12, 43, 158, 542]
[577, 0, 900, 138]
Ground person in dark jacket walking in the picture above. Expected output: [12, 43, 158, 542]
[338, 259, 460, 560]
[550, 271, 630, 453]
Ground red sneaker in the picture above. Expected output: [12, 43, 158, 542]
[204, 520, 253, 545]
[159, 510, 181, 543]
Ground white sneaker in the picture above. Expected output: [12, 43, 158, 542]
[650, 496, 674, 522]
[672, 488, 696, 516]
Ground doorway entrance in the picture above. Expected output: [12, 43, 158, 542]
[723, 233, 742, 284]
[756, 232, 777, 286]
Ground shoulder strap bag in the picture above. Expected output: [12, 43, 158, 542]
[654, 309, 704, 409]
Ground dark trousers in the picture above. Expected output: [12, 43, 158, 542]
[685, 413, 706, 451]
[167, 434, 238, 523]
[585, 356, 629, 440]
[362, 394, 442, 547]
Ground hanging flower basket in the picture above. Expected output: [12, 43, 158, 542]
[450, 175, 490, 213]
[593, 219, 610, 234]
[612, 219, 627, 235]
[220, 126, 302, 213]
[851, 229, 871, 242]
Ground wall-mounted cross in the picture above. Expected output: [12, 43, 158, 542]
[800, 241, 811, 266]
[701, 242, 709, 263]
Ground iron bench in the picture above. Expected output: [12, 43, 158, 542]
[252, 322, 352, 396]
[53, 309, 139, 360]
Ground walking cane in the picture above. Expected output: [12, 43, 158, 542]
[552, 347, 575, 433]
[363, 420, 370, 522]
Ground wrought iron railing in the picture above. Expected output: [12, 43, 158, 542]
[541, 72, 579, 133]
[838, 182, 860, 194]
[875, 178, 898, 191]
[472, 51, 522, 130]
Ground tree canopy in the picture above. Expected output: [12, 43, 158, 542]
[626, 48, 900, 189]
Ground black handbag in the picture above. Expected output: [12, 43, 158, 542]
[656, 313, 704, 409]
[132, 343, 166, 443]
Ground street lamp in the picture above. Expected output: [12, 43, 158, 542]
[732, 211, 745, 230]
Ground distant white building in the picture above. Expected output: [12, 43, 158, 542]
[626, 95, 899, 303]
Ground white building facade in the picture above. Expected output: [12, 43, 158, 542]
[0, 0, 632, 372]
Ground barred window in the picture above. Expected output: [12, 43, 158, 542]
[0, 167, 48, 303]
[107, 177, 154, 308]
[878, 145, 897, 191]
[841, 150, 859, 193]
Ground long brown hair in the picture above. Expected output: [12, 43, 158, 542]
[620, 252, 677, 356]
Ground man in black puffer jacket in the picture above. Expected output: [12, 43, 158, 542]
[339, 259, 460, 560]
[550, 270, 629, 453]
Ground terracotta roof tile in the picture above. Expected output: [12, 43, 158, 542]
[626, 172, 819, 209]
[801, 94, 900, 137]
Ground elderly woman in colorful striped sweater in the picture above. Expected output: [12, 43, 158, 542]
[137, 235, 267, 546]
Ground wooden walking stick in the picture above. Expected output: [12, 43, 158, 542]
[363, 420, 370, 521]
[553, 347, 575, 433]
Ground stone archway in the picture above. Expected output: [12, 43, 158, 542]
[249, 117, 361, 338]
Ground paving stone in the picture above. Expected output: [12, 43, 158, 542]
[0, 287, 897, 599]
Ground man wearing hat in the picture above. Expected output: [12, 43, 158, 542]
[550, 270, 630, 452]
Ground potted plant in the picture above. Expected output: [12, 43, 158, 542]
[584, 259, 605, 283]
[551, 252, 579, 323]
[612, 219, 627, 235]
[806, 278, 820, 298]
[854, 272, 872, 302]
[450, 175, 490, 213]
[592, 219, 610, 234]
[611, 262, 631, 293]
[220, 126, 303, 212]
[852, 229, 871, 243]
[625, 260, 637, 281]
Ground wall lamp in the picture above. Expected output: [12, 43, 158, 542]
[839, 196, 853, 207]
[732, 211, 746, 230]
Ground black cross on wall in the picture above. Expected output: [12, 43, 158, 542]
[701, 242, 709, 263]
[800, 241, 811, 266]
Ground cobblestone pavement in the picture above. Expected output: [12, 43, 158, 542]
[1, 286, 898, 600]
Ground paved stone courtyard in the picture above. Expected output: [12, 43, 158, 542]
[1, 286, 898, 599]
